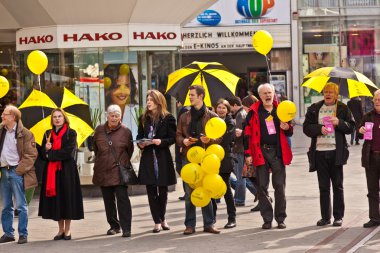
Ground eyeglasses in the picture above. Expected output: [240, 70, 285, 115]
[1, 113, 11, 117]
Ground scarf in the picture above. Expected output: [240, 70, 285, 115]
[189, 103, 206, 138]
[45, 124, 68, 197]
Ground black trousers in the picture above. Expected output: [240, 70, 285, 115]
[256, 147, 286, 223]
[315, 150, 344, 221]
[365, 153, 380, 222]
[212, 173, 236, 222]
[101, 185, 132, 232]
[146, 185, 168, 224]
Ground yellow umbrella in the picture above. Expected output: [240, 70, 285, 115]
[302, 67, 378, 98]
[166, 61, 240, 107]
[19, 88, 93, 146]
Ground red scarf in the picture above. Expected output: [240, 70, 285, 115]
[45, 124, 68, 197]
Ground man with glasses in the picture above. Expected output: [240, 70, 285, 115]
[0, 105, 38, 244]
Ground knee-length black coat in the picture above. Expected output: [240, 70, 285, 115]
[137, 114, 177, 186]
[219, 113, 236, 174]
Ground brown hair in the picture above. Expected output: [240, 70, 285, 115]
[142, 89, 169, 124]
[189, 85, 205, 99]
[214, 98, 231, 114]
[50, 108, 70, 127]
[242, 95, 258, 108]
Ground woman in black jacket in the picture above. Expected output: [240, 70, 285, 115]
[212, 99, 237, 229]
[39, 108, 84, 240]
[137, 90, 177, 233]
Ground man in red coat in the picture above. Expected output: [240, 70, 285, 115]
[244, 83, 293, 229]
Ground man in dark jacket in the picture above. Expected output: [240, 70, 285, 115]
[347, 97, 363, 145]
[358, 90, 380, 228]
[244, 83, 293, 230]
[303, 82, 355, 227]
[176, 85, 221, 235]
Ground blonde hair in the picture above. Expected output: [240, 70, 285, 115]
[323, 82, 339, 95]
[142, 89, 169, 124]
[5, 105, 21, 121]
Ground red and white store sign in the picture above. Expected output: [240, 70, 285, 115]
[16, 24, 181, 51]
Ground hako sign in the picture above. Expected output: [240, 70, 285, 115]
[16, 24, 182, 51]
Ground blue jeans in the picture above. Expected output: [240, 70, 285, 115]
[232, 153, 247, 204]
[230, 174, 257, 196]
[182, 159, 214, 228]
[184, 183, 214, 228]
[0, 167, 28, 237]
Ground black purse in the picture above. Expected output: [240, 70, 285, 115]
[104, 128, 139, 185]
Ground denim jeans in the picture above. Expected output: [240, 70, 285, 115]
[182, 159, 214, 228]
[1, 167, 28, 237]
[232, 153, 247, 204]
[230, 174, 257, 196]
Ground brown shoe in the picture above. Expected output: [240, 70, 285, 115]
[203, 226, 221, 234]
[183, 227, 195, 235]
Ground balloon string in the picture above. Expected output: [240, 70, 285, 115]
[265, 55, 272, 81]
[37, 74, 48, 141]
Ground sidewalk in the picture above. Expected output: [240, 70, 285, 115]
[0, 125, 379, 252]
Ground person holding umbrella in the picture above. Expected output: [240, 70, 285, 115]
[303, 82, 355, 227]
[38, 108, 84, 240]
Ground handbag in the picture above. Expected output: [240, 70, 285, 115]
[242, 162, 257, 178]
[104, 128, 139, 185]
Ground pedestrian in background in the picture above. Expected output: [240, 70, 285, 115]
[212, 99, 236, 229]
[0, 105, 37, 244]
[358, 90, 380, 228]
[244, 84, 293, 229]
[176, 85, 221, 235]
[303, 82, 354, 227]
[39, 108, 84, 241]
[175, 100, 189, 201]
[347, 97, 363, 145]
[137, 90, 177, 233]
[92, 104, 134, 238]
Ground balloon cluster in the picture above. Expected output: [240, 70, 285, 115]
[180, 117, 228, 207]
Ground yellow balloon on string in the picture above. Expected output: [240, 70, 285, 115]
[252, 30, 273, 56]
[1, 68, 8, 76]
[205, 117, 226, 139]
[27, 50, 48, 75]
[277, 100, 297, 122]
[0, 76, 9, 98]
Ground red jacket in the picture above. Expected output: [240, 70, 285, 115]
[244, 101, 293, 167]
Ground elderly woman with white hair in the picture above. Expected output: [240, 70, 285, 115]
[92, 104, 134, 238]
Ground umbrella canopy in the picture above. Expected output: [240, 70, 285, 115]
[19, 87, 93, 146]
[302, 67, 378, 98]
[166, 61, 240, 107]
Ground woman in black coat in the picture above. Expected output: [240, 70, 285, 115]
[212, 99, 237, 229]
[137, 90, 177, 233]
[39, 108, 84, 240]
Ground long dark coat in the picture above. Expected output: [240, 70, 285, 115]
[219, 113, 236, 174]
[38, 127, 84, 221]
[303, 100, 355, 172]
[137, 114, 177, 186]
[358, 111, 378, 168]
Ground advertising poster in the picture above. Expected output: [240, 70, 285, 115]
[185, 0, 290, 27]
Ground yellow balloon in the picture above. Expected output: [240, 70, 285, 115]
[189, 180, 203, 189]
[203, 174, 226, 199]
[0, 76, 9, 98]
[201, 154, 220, 174]
[206, 144, 225, 161]
[27, 50, 48, 75]
[191, 187, 211, 207]
[187, 146, 206, 164]
[119, 64, 130, 75]
[277, 100, 297, 122]
[252, 30, 273, 56]
[181, 163, 204, 185]
[103, 77, 112, 89]
[205, 117, 226, 139]
[1, 68, 8, 76]
[212, 181, 227, 199]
